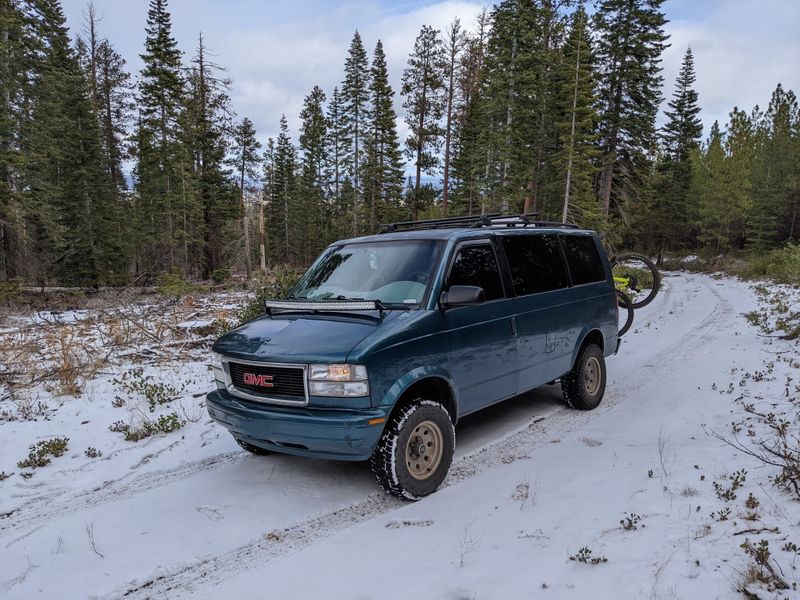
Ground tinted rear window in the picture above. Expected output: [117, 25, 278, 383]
[560, 235, 606, 285]
[501, 235, 568, 295]
[448, 244, 504, 301]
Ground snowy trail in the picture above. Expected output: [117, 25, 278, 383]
[1, 273, 739, 599]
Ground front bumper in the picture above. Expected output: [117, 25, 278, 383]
[206, 389, 388, 461]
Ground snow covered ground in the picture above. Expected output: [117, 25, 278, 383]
[1, 273, 799, 599]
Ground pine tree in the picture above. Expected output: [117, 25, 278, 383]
[181, 33, 236, 278]
[260, 136, 275, 272]
[402, 24, 446, 219]
[553, 4, 600, 228]
[649, 46, 702, 259]
[341, 31, 369, 234]
[134, 0, 185, 274]
[364, 40, 404, 229]
[0, 0, 25, 280]
[75, 9, 133, 196]
[750, 84, 800, 246]
[270, 115, 296, 263]
[298, 85, 328, 260]
[20, 0, 122, 284]
[441, 18, 467, 215]
[325, 85, 347, 203]
[594, 0, 669, 219]
[232, 116, 261, 277]
[662, 48, 702, 162]
[450, 8, 490, 216]
[694, 121, 730, 250]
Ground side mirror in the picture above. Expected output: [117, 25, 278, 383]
[439, 285, 485, 308]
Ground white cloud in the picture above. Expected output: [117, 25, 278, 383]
[61, 0, 799, 148]
[661, 0, 800, 135]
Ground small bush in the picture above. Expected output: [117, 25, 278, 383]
[620, 513, 644, 531]
[0, 471, 12, 481]
[113, 367, 182, 412]
[17, 437, 69, 469]
[211, 268, 232, 284]
[742, 243, 800, 286]
[0, 276, 24, 304]
[156, 268, 199, 299]
[84, 447, 102, 458]
[569, 546, 607, 565]
[109, 412, 185, 442]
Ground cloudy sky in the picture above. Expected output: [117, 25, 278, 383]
[60, 0, 800, 147]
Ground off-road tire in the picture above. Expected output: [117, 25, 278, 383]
[611, 252, 661, 309]
[617, 289, 635, 337]
[561, 343, 606, 410]
[235, 436, 272, 455]
[370, 400, 455, 500]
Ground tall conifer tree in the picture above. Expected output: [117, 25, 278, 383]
[341, 31, 369, 234]
[364, 40, 404, 229]
[401, 24, 446, 219]
[594, 0, 668, 219]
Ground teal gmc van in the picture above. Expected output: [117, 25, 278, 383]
[207, 214, 619, 499]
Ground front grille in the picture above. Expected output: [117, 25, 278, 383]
[228, 362, 306, 399]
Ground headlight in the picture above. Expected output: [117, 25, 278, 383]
[210, 352, 224, 386]
[308, 364, 369, 397]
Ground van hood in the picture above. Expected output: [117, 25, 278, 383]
[212, 311, 400, 364]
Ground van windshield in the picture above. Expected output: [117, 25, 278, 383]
[290, 240, 439, 306]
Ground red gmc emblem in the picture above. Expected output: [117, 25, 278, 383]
[243, 373, 274, 388]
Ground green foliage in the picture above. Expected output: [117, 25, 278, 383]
[109, 412, 184, 442]
[594, 0, 669, 219]
[211, 268, 231, 284]
[17, 437, 70, 469]
[0, 276, 24, 303]
[156, 268, 199, 298]
[236, 265, 304, 325]
[742, 243, 800, 285]
[113, 367, 183, 412]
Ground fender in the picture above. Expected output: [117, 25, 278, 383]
[570, 327, 607, 368]
[378, 365, 460, 422]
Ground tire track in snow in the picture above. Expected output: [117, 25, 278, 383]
[0, 451, 245, 538]
[109, 274, 734, 600]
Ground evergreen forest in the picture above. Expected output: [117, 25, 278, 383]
[0, 0, 797, 286]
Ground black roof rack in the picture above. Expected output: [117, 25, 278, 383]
[379, 213, 580, 233]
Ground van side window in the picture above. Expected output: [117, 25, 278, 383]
[560, 235, 605, 285]
[448, 244, 504, 301]
[501, 235, 568, 294]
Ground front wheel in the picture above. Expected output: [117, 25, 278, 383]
[561, 343, 606, 410]
[370, 400, 455, 500]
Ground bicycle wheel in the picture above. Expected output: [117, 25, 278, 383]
[617, 289, 634, 337]
[610, 253, 661, 309]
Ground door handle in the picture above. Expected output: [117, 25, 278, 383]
[510, 316, 517, 336]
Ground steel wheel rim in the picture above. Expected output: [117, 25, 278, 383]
[584, 356, 602, 396]
[405, 419, 444, 481]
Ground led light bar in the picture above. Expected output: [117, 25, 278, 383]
[264, 299, 381, 312]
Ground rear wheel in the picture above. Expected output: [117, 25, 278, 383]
[370, 400, 455, 500]
[561, 343, 606, 410]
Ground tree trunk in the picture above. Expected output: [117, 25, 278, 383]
[442, 43, 457, 216]
[258, 200, 266, 273]
[562, 28, 583, 224]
